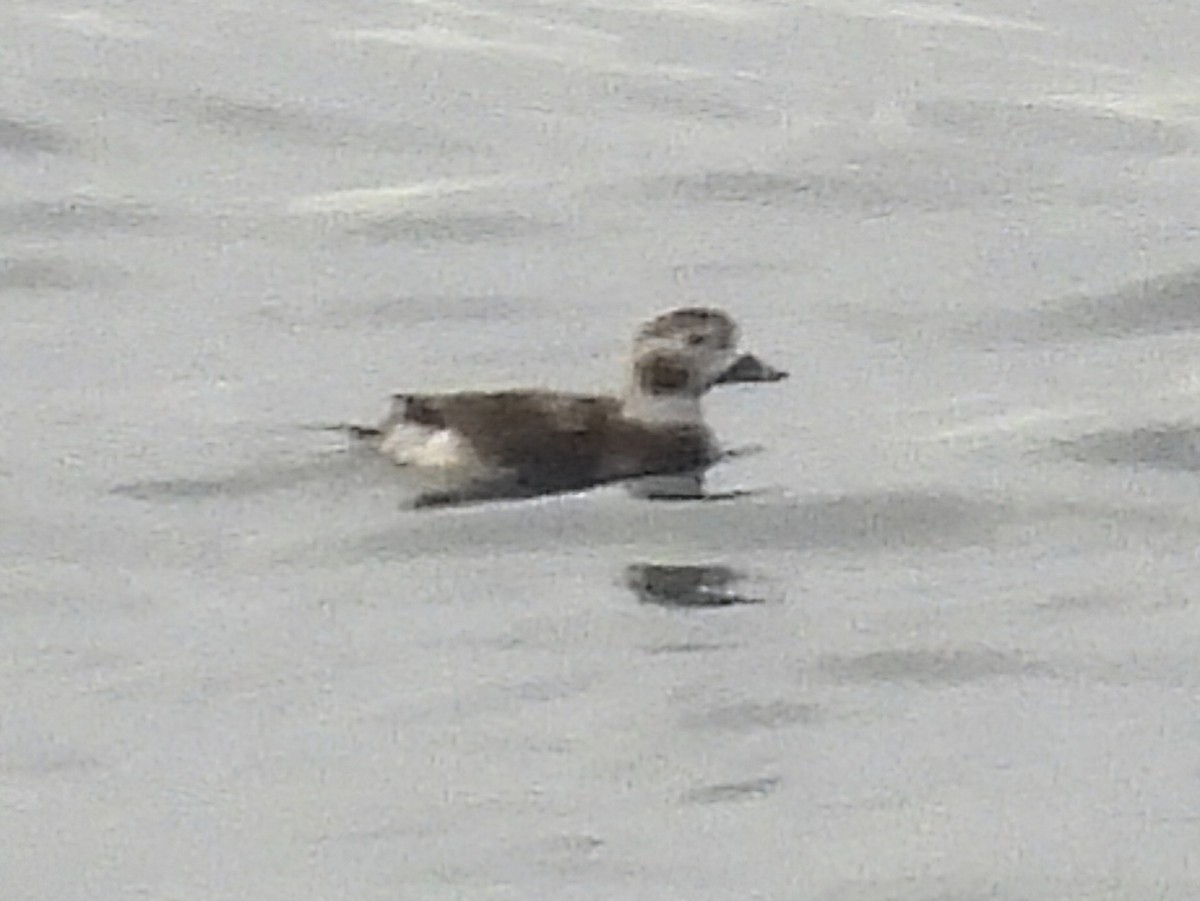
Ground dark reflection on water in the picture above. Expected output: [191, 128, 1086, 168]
[110, 472, 321, 501]
[817, 647, 1051, 687]
[0, 115, 70, 155]
[0, 198, 164, 235]
[343, 213, 557, 244]
[680, 700, 820, 732]
[0, 256, 118, 292]
[643, 642, 738, 655]
[178, 89, 475, 154]
[911, 98, 1194, 156]
[624, 562, 766, 608]
[631, 154, 1038, 215]
[640, 170, 815, 205]
[1055, 423, 1200, 472]
[109, 446, 386, 501]
[979, 267, 1200, 345]
[609, 80, 758, 123]
[682, 775, 781, 805]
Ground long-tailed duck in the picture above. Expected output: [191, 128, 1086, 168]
[349, 307, 787, 508]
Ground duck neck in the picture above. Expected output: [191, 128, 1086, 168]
[621, 387, 704, 425]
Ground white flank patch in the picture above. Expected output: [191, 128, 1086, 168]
[381, 426, 475, 469]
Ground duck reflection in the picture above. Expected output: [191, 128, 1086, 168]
[624, 562, 766, 608]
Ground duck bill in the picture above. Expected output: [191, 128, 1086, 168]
[710, 353, 788, 386]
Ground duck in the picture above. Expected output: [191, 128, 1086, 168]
[389, 347, 733, 508]
[346, 307, 787, 508]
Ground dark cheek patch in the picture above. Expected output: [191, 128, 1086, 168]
[642, 358, 690, 394]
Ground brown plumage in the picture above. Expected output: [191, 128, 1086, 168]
[340, 309, 787, 508]
[388, 385, 717, 508]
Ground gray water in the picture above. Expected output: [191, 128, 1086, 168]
[4, 1, 1200, 898]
